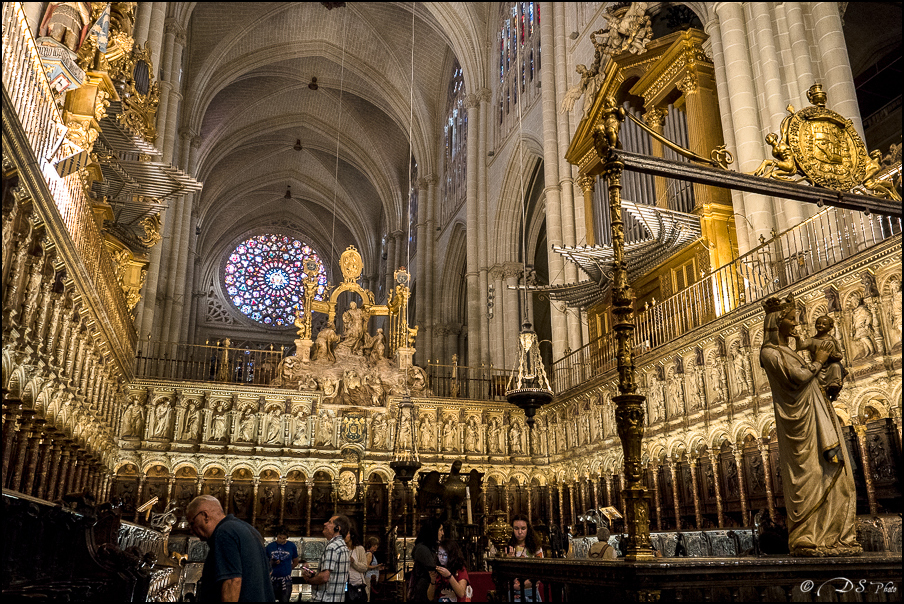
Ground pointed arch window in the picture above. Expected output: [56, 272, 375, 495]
[442, 60, 467, 227]
[496, 2, 541, 142]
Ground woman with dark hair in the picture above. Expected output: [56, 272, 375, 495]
[345, 528, 368, 602]
[428, 539, 470, 602]
[507, 514, 543, 602]
[411, 517, 444, 601]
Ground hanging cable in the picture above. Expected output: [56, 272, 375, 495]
[516, 6, 529, 318]
[330, 9, 349, 274]
[405, 1, 415, 275]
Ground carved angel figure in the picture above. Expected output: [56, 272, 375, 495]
[849, 292, 878, 360]
[182, 403, 200, 440]
[265, 410, 282, 444]
[371, 414, 387, 450]
[561, 64, 601, 118]
[442, 417, 457, 452]
[211, 405, 228, 441]
[465, 418, 479, 452]
[863, 150, 902, 201]
[292, 413, 309, 446]
[121, 398, 145, 438]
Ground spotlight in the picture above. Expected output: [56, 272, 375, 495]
[284, 186, 292, 200]
[293, 139, 303, 151]
[308, 76, 319, 91]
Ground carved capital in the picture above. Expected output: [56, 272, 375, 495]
[577, 175, 595, 193]
[643, 107, 667, 131]
[478, 88, 493, 103]
[465, 94, 480, 110]
[676, 73, 698, 95]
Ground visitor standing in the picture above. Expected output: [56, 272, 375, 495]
[411, 517, 444, 601]
[187, 495, 275, 602]
[363, 536, 383, 601]
[302, 515, 351, 602]
[345, 528, 368, 602]
[266, 526, 300, 602]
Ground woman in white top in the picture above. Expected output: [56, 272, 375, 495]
[363, 536, 383, 601]
[345, 530, 369, 602]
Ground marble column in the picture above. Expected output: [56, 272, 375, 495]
[224, 478, 232, 514]
[855, 426, 879, 516]
[809, 2, 864, 138]
[538, 1, 569, 359]
[2, 400, 24, 484]
[306, 481, 313, 537]
[505, 485, 512, 524]
[757, 439, 777, 522]
[43, 442, 63, 501]
[668, 460, 682, 530]
[35, 436, 56, 499]
[710, 455, 725, 528]
[465, 92, 481, 366]
[569, 483, 578, 533]
[712, 2, 775, 246]
[477, 87, 491, 366]
[527, 485, 533, 524]
[577, 176, 596, 246]
[251, 478, 260, 527]
[557, 484, 566, 531]
[732, 450, 750, 526]
[604, 475, 613, 507]
[279, 479, 287, 526]
[547, 487, 555, 529]
[651, 465, 662, 531]
[134, 476, 146, 522]
[689, 459, 703, 530]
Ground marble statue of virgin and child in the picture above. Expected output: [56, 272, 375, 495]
[759, 295, 860, 557]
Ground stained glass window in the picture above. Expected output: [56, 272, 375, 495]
[224, 234, 327, 327]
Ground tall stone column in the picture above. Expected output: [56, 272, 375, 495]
[547, 487, 555, 529]
[385, 233, 397, 304]
[712, 3, 775, 246]
[557, 483, 566, 531]
[477, 88, 492, 366]
[502, 263, 523, 368]
[424, 174, 438, 362]
[538, 2, 569, 359]
[504, 484, 512, 524]
[488, 266, 506, 366]
[689, 458, 703, 530]
[604, 475, 613, 507]
[147, 3, 167, 72]
[279, 478, 287, 526]
[35, 434, 56, 499]
[133, 2, 155, 50]
[780, 2, 816, 108]
[134, 475, 146, 522]
[414, 177, 429, 366]
[809, 2, 864, 138]
[464, 92, 481, 366]
[251, 477, 260, 528]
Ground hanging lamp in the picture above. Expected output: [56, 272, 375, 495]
[505, 8, 553, 428]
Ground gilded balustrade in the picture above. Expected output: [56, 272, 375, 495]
[2, 2, 136, 370]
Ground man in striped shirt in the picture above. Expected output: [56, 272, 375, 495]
[301, 515, 350, 602]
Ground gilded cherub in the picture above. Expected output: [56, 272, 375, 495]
[862, 150, 902, 201]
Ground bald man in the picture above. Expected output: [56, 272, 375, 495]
[187, 495, 274, 602]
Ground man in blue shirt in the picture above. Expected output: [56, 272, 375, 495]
[187, 495, 275, 602]
[266, 526, 300, 602]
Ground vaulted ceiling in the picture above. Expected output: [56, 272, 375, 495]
[178, 2, 490, 280]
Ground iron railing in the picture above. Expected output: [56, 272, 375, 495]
[552, 207, 902, 394]
[135, 341, 285, 386]
[425, 362, 513, 401]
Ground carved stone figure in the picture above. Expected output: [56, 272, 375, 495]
[362, 328, 386, 364]
[341, 302, 368, 354]
[709, 358, 727, 402]
[759, 296, 860, 556]
[667, 373, 684, 416]
[418, 414, 434, 451]
[849, 292, 878, 360]
[121, 398, 145, 438]
[152, 401, 172, 439]
[317, 412, 334, 447]
[292, 412, 309, 446]
[313, 321, 341, 363]
[265, 409, 282, 444]
[889, 277, 902, 346]
[590, 2, 653, 58]
[465, 418, 479, 452]
[530, 425, 542, 456]
[510, 422, 523, 455]
[442, 417, 456, 451]
[211, 404, 228, 441]
[798, 315, 847, 401]
[371, 413, 387, 450]
[488, 417, 503, 454]
[732, 348, 753, 395]
[338, 470, 357, 501]
[182, 403, 200, 440]
[648, 379, 664, 422]
[236, 412, 254, 442]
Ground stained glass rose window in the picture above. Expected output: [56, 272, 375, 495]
[224, 234, 327, 326]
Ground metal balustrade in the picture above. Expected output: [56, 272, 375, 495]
[553, 207, 902, 395]
[135, 341, 285, 386]
[425, 362, 513, 401]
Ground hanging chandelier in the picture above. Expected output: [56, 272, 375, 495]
[505, 322, 553, 428]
